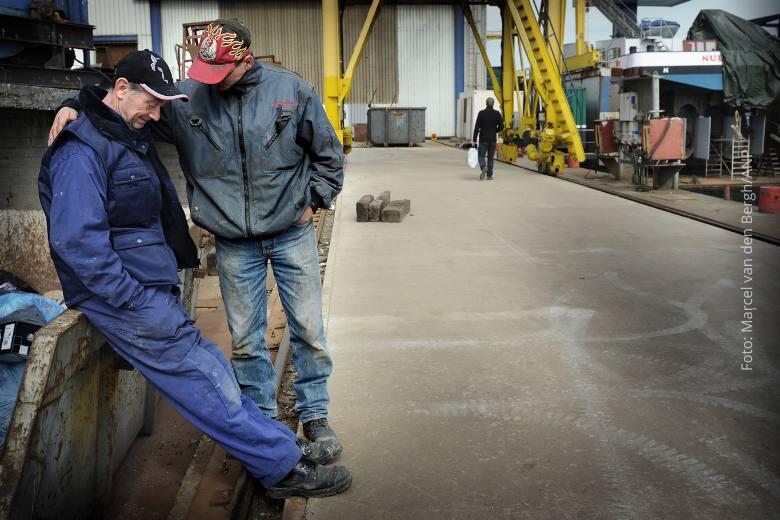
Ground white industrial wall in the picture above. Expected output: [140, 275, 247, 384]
[397, 5, 455, 137]
[89, 0, 152, 63]
[160, 1, 219, 81]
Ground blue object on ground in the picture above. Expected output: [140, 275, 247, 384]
[0, 292, 65, 454]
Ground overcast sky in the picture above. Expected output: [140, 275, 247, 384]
[484, 0, 779, 62]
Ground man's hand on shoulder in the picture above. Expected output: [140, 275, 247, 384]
[49, 107, 78, 146]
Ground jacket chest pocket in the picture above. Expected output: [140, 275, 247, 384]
[109, 165, 160, 225]
[263, 110, 302, 171]
[185, 116, 228, 178]
[112, 164, 153, 191]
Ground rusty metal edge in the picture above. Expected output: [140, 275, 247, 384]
[166, 436, 216, 520]
[0, 309, 83, 520]
[554, 173, 780, 247]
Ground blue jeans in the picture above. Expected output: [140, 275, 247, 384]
[478, 140, 496, 177]
[78, 286, 300, 487]
[216, 219, 332, 423]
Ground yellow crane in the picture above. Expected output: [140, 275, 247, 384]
[321, 0, 586, 173]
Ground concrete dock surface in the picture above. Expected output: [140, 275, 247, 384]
[306, 144, 780, 519]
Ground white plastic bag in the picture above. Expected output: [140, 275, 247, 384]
[467, 147, 478, 169]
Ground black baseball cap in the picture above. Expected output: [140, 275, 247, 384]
[115, 50, 188, 101]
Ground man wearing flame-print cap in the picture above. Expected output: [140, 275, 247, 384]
[51, 19, 345, 481]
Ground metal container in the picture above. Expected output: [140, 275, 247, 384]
[565, 87, 587, 128]
[0, 201, 203, 518]
[759, 186, 780, 214]
[594, 119, 618, 155]
[642, 117, 686, 160]
[367, 106, 426, 146]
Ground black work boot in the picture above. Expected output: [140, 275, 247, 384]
[303, 418, 343, 462]
[297, 438, 338, 465]
[267, 459, 352, 499]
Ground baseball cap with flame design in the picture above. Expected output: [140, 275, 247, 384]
[188, 19, 252, 84]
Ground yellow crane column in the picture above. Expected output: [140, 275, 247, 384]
[322, 0, 344, 145]
[576, 0, 585, 55]
[501, 6, 515, 132]
[322, 0, 381, 153]
[498, 4, 519, 162]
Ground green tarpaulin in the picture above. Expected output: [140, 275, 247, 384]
[688, 10, 780, 109]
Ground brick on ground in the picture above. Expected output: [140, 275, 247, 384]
[356, 195, 374, 222]
[368, 199, 385, 221]
[381, 199, 411, 223]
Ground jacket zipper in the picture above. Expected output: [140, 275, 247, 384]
[198, 125, 222, 151]
[189, 118, 223, 151]
[237, 94, 252, 237]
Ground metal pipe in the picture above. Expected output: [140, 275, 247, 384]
[651, 72, 661, 118]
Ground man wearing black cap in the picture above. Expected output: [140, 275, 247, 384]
[50, 19, 345, 463]
[40, 50, 351, 498]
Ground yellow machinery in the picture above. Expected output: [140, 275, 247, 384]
[321, 0, 585, 171]
[461, 0, 585, 173]
[526, 126, 566, 174]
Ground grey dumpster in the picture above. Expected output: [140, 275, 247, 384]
[368, 107, 426, 146]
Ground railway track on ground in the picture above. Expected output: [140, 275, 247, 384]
[438, 140, 780, 247]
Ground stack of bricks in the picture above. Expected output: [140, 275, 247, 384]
[355, 191, 411, 223]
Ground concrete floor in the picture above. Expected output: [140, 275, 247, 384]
[306, 144, 780, 519]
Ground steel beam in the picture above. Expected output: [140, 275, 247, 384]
[501, 5, 514, 130]
[576, 0, 585, 55]
[322, 0, 343, 142]
[460, 0, 502, 106]
[0, 64, 107, 89]
[0, 14, 94, 49]
[564, 49, 600, 71]
[339, 0, 381, 104]
[507, 2, 549, 109]
[546, 0, 566, 74]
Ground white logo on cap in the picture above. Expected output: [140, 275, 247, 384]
[200, 36, 218, 62]
[150, 53, 169, 84]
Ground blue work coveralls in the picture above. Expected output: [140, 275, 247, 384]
[38, 89, 300, 486]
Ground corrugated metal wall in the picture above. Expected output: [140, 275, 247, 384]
[342, 3, 398, 126]
[90, 0, 152, 57]
[161, 1, 219, 81]
[397, 4, 455, 136]
[342, 4, 398, 104]
[464, 5, 487, 92]
[219, 0, 324, 94]
[88, 1, 466, 137]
